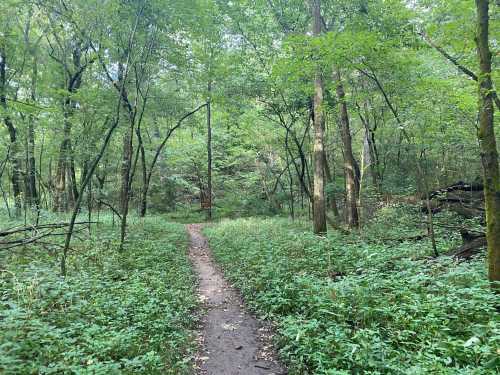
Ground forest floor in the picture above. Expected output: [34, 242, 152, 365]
[187, 224, 285, 375]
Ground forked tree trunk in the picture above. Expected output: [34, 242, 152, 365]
[475, 0, 500, 288]
[311, 0, 327, 234]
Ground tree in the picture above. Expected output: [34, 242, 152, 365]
[0, 45, 22, 217]
[474, 0, 499, 288]
[311, 0, 327, 234]
[334, 69, 360, 228]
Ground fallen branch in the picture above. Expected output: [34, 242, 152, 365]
[0, 221, 95, 238]
[0, 230, 56, 249]
[93, 198, 122, 220]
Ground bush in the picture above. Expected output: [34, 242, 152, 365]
[0, 215, 198, 374]
[205, 213, 499, 374]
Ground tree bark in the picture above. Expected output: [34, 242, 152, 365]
[475, 0, 500, 288]
[120, 122, 133, 247]
[206, 81, 213, 220]
[53, 46, 83, 211]
[27, 116, 38, 208]
[311, 0, 327, 234]
[137, 125, 147, 217]
[323, 150, 340, 218]
[0, 47, 22, 217]
[24, 15, 39, 209]
[358, 101, 380, 192]
[334, 70, 360, 228]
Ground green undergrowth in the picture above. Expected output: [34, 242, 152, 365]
[204, 205, 499, 374]
[0, 214, 198, 374]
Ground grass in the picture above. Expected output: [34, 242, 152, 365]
[0, 213, 198, 374]
[204, 205, 500, 374]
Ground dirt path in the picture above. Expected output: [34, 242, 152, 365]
[187, 224, 285, 375]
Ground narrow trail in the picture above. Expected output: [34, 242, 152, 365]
[187, 224, 285, 375]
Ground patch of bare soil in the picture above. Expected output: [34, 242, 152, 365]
[187, 224, 285, 375]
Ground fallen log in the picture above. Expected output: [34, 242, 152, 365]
[423, 181, 485, 220]
[448, 230, 487, 260]
[428, 181, 484, 200]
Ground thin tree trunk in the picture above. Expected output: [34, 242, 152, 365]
[137, 126, 147, 217]
[311, 0, 326, 234]
[206, 81, 213, 220]
[120, 122, 133, 249]
[285, 150, 295, 219]
[61, 116, 120, 275]
[140, 103, 208, 216]
[418, 151, 438, 257]
[26, 55, 38, 208]
[475, 0, 500, 288]
[334, 69, 359, 228]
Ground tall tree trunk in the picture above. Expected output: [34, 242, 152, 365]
[115, 58, 136, 249]
[311, 0, 326, 234]
[137, 126, 147, 217]
[206, 81, 213, 220]
[53, 46, 83, 211]
[27, 117, 38, 208]
[120, 123, 133, 248]
[24, 6, 39, 209]
[475, 0, 500, 288]
[334, 70, 360, 228]
[0, 47, 22, 217]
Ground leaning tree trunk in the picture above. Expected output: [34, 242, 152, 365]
[311, 0, 327, 234]
[334, 70, 360, 228]
[475, 0, 500, 288]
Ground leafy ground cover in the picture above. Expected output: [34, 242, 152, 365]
[204, 205, 499, 374]
[0, 213, 198, 374]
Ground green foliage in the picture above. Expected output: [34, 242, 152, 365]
[205, 209, 499, 374]
[0, 215, 198, 374]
